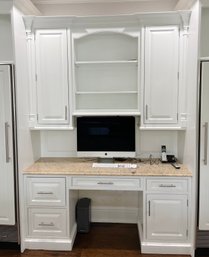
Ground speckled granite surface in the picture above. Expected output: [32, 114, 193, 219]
[24, 158, 192, 177]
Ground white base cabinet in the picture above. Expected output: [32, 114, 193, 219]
[141, 177, 191, 255]
[24, 176, 78, 251]
[23, 174, 191, 254]
[146, 194, 188, 241]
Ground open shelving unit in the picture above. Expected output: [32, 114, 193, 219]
[72, 29, 140, 115]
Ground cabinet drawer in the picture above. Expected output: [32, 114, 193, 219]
[26, 177, 66, 206]
[70, 176, 141, 191]
[28, 208, 67, 237]
[146, 178, 188, 193]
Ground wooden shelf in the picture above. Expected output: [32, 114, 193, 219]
[75, 91, 138, 95]
[75, 60, 138, 65]
[73, 110, 141, 116]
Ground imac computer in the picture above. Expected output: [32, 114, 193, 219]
[76, 116, 136, 160]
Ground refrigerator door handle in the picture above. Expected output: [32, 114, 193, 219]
[4, 122, 10, 163]
[203, 122, 208, 165]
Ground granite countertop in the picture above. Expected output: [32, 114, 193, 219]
[24, 158, 192, 177]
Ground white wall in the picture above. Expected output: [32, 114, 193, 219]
[0, 15, 13, 62]
[40, 129, 178, 159]
[200, 8, 209, 57]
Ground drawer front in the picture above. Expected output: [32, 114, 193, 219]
[70, 176, 141, 191]
[28, 208, 67, 237]
[146, 178, 188, 193]
[26, 177, 66, 206]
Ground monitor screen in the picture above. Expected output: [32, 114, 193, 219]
[77, 116, 136, 158]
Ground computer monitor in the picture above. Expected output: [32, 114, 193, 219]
[77, 116, 136, 159]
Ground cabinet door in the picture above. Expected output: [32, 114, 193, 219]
[35, 29, 69, 125]
[199, 62, 209, 230]
[144, 26, 179, 124]
[146, 194, 188, 241]
[0, 65, 15, 225]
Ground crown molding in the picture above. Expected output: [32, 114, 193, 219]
[14, 0, 42, 15]
[31, 0, 166, 4]
[174, 0, 197, 10]
[23, 10, 191, 30]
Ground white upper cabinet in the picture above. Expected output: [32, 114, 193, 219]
[72, 29, 140, 115]
[143, 26, 179, 126]
[35, 29, 69, 126]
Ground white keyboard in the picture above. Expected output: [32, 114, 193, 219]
[92, 163, 137, 169]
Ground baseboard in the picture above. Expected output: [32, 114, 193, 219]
[91, 206, 139, 224]
[195, 248, 209, 256]
[141, 241, 192, 255]
[24, 238, 73, 251]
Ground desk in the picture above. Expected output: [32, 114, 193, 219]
[23, 158, 192, 255]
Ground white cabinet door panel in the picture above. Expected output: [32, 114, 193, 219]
[35, 30, 69, 125]
[144, 26, 179, 124]
[26, 177, 66, 206]
[199, 61, 209, 230]
[146, 194, 187, 241]
[0, 65, 15, 225]
[28, 208, 67, 237]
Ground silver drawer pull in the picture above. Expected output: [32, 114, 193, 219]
[159, 184, 176, 188]
[37, 192, 53, 195]
[203, 122, 208, 165]
[5, 122, 10, 163]
[148, 200, 151, 216]
[38, 222, 55, 227]
[97, 182, 114, 185]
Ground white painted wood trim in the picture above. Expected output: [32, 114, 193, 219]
[24, 238, 73, 251]
[141, 241, 192, 255]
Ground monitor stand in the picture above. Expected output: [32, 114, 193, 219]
[98, 158, 114, 163]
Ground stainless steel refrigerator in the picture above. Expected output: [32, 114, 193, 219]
[0, 64, 19, 244]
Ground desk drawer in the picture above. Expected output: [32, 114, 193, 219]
[146, 178, 188, 193]
[71, 176, 141, 191]
[28, 208, 67, 238]
[26, 177, 66, 206]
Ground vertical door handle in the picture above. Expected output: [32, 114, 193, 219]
[65, 106, 67, 120]
[145, 105, 148, 120]
[5, 122, 10, 163]
[148, 200, 151, 216]
[203, 122, 208, 165]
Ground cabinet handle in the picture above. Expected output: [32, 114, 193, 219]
[65, 106, 67, 120]
[148, 200, 151, 216]
[37, 192, 53, 195]
[97, 182, 114, 185]
[4, 122, 10, 163]
[38, 222, 55, 227]
[145, 105, 148, 120]
[203, 122, 208, 165]
[159, 184, 176, 188]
